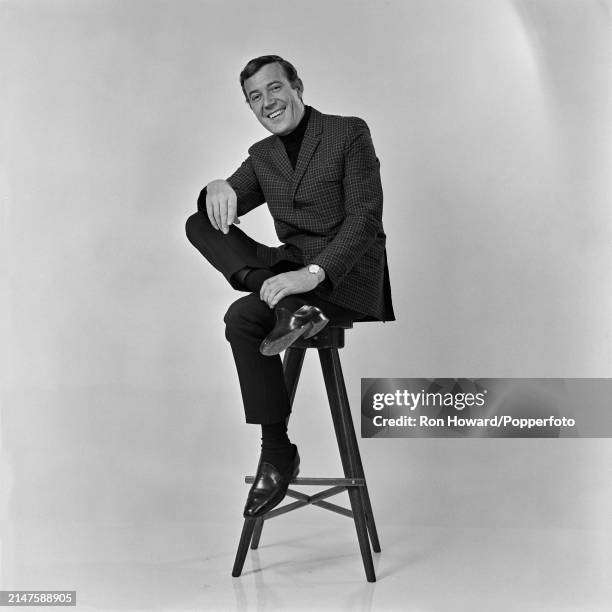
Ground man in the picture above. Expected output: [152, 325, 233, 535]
[186, 55, 394, 518]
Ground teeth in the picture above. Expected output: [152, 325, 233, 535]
[268, 109, 283, 119]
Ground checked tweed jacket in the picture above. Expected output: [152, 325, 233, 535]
[226, 107, 395, 322]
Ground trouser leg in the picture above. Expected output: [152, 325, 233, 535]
[185, 211, 270, 290]
[224, 293, 290, 424]
[224, 292, 363, 424]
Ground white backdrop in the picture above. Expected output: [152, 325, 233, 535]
[1, 0, 611, 594]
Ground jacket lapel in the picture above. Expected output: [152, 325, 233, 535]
[270, 137, 293, 180]
[258, 107, 324, 201]
[290, 108, 323, 202]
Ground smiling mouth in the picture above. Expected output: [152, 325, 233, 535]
[267, 109, 285, 120]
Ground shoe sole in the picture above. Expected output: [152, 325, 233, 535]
[259, 312, 330, 356]
[259, 327, 306, 356]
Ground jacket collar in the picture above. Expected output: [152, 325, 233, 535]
[265, 108, 323, 196]
[291, 107, 323, 197]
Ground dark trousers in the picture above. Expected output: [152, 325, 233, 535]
[185, 211, 361, 424]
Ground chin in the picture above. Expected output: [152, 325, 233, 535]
[277, 121, 293, 134]
[260, 121, 279, 135]
[272, 125, 289, 135]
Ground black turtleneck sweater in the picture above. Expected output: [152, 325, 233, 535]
[279, 105, 312, 169]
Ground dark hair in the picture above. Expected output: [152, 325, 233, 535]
[239, 55, 301, 101]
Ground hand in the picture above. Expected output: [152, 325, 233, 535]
[260, 269, 321, 308]
[205, 179, 240, 234]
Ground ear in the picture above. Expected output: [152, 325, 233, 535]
[293, 78, 304, 98]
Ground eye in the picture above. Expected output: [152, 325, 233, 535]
[250, 93, 261, 103]
[271, 84, 281, 92]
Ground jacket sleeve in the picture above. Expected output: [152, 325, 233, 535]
[226, 155, 266, 216]
[196, 155, 266, 217]
[311, 119, 383, 287]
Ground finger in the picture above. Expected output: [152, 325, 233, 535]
[227, 192, 238, 227]
[269, 280, 292, 307]
[263, 280, 282, 307]
[261, 285, 274, 305]
[273, 280, 298, 306]
[260, 276, 280, 300]
[212, 199, 223, 231]
[219, 197, 229, 234]
[270, 287, 288, 308]
[266, 287, 280, 307]
[205, 196, 219, 230]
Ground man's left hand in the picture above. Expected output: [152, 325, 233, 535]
[260, 268, 321, 308]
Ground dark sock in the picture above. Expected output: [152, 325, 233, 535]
[261, 421, 295, 472]
[232, 267, 275, 292]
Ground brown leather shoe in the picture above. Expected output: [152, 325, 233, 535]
[243, 445, 300, 517]
[259, 305, 329, 356]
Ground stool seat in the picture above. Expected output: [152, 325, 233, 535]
[291, 321, 352, 349]
[231, 322, 380, 582]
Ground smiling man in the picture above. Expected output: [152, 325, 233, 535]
[244, 61, 304, 135]
[186, 55, 394, 518]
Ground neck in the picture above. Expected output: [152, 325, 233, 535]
[280, 105, 310, 140]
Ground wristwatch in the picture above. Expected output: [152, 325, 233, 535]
[307, 264, 325, 282]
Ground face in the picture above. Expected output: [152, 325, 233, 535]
[243, 62, 304, 136]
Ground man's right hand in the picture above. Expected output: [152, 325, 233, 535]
[205, 179, 240, 234]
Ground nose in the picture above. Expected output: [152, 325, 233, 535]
[263, 91, 276, 110]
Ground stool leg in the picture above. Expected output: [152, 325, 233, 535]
[318, 348, 376, 582]
[250, 517, 264, 549]
[347, 488, 376, 582]
[232, 518, 257, 577]
[360, 486, 381, 553]
[326, 349, 381, 553]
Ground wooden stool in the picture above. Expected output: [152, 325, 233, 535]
[231, 323, 380, 582]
